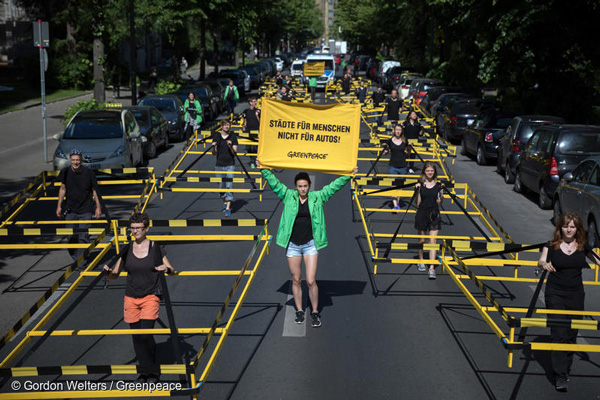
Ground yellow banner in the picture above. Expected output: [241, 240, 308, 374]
[303, 62, 325, 76]
[257, 98, 360, 175]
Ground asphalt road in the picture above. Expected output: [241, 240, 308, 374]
[0, 82, 599, 400]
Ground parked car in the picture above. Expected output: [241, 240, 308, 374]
[174, 86, 211, 122]
[384, 67, 419, 92]
[273, 57, 284, 71]
[124, 106, 169, 159]
[497, 115, 566, 184]
[375, 60, 401, 83]
[418, 86, 462, 117]
[461, 110, 519, 165]
[203, 80, 226, 113]
[53, 109, 143, 170]
[137, 95, 185, 141]
[440, 98, 494, 142]
[248, 63, 266, 84]
[239, 65, 260, 89]
[514, 124, 600, 209]
[411, 79, 445, 105]
[554, 157, 600, 247]
[216, 70, 245, 94]
[394, 72, 423, 99]
[238, 69, 251, 92]
[291, 59, 305, 80]
[259, 60, 274, 77]
[432, 93, 475, 135]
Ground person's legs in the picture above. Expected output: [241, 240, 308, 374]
[428, 229, 439, 269]
[417, 230, 426, 263]
[286, 255, 303, 312]
[223, 165, 235, 212]
[304, 254, 319, 313]
[545, 292, 571, 379]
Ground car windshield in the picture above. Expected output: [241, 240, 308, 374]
[219, 72, 239, 80]
[194, 88, 209, 98]
[131, 111, 150, 128]
[557, 132, 600, 155]
[64, 118, 122, 139]
[454, 103, 481, 115]
[292, 64, 303, 71]
[139, 99, 176, 112]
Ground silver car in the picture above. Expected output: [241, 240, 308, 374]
[554, 156, 600, 247]
[53, 109, 144, 170]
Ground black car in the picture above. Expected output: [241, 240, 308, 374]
[418, 86, 462, 117]
[239, 65, 260, 89]
[461, 110, 519, 165]
[124, 106, 169, 159]
[432, 93, 474, 135]
[248, 62, 266, 83]
[514, 124, 600, 209]
[137, 95, 185, 141]
[440, 99, 494, 142]
[497, 115, 566, 184]
[175, 87, 211, 122]
[203, 80, 226, 113]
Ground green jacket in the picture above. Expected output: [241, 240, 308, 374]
[224, 85, 239, 102]
[184, 99, 203, 124]
[308, 77, 318, 87]
[261, 169, 351, 250]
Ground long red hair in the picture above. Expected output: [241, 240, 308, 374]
[550, 212, 587, 251]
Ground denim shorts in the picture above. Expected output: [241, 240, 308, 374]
[286, 239, 318, 257]
[388, 166, 408, 176]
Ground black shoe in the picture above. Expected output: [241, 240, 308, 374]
[135, 374, 148, 384]
[311, 312, 322, 328]
[555, 376, 568, 392]
[295, 310, 305, 324]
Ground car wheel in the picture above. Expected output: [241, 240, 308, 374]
[504, 163, 515, 184]
[538, 184, 552, 209]
[145, 141, 157, 159]
[476, 145, 487, 165]
[588, 218, 599, 249]
[513, 170, 524, 193]
[460, 138, 467, 155]
[162, 132, 169, 150]
[553, 198, 562, 225]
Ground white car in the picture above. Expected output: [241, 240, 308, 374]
[291, 60, 305, 79]
[377, 60, 401, 83]
[239, 69, 251, 93]
[274, 57, 284, 71]
[305, 53, 335, 89]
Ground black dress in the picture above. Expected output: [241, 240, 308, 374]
[414, 182, 442, 231]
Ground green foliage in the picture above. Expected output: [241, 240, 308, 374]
[154, 80, 181, 95]
[48, 39, 94, 90]
[62, 99, 104, 126]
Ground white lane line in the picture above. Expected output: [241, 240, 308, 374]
[528, 285, 590, 345]
[11, 282, 71, 341]
[282, 280, 306, 337]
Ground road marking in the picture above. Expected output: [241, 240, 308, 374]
[0, 136, 51, 156]
[10, 282, 70, 341]
[528, 285, 589, 345]
[282, 280, 306, 337]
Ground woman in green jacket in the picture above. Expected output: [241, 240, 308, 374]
[257, 160, 357, 327]
[183, 92, 202, 139]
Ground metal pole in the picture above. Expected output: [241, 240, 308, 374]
[39, 44, 47, 163]
[129, 0, 137, 105]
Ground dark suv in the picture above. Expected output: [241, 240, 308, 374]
[514, 124, 600, 209]
[440, 99, 494, 142]
[497, 115, 565, 184]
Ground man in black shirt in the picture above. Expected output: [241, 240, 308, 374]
[355, 81, 368, 103]
[341, 73, 352, 95]
[56, 149, 102, 263]
[371, 86, 386, 125]
[212, 120, 238, 216]
[243, 97, 261, 168]
[385, 89, 401, 122]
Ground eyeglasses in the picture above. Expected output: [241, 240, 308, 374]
[130, 226, 146, 231]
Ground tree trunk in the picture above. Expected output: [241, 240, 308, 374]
[66, 21, 77, 55]
[213, 31, 219, 74]
[199, 18, 206, 80]
[93, 38, 105, 103]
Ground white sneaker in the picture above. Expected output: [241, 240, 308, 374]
[418, 263, 427, 272]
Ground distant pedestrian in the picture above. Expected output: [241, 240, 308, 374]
[341, 73, 352, 95]
[184, 92, 203, 139]
[537, 212, 600, 392]
[277, 85, 293, 101]
[148, 66, 158, 90]
[212, 119, 238, 217]
[103, 212, 175, 384]
[371, 86, 386, 125]
[382, 124, 411, 210]
[180, 57, 188, 75]
[414, 161, 444, 278]
[308, 75, 318, 102]
[355, 81, 367, 103]
[257, 160, 358, 327]
[243, 97, 261, 167]
[385, 89, 401, 122]
[402, 110, 424, 140]
[56, 149, 102, 264]
[224, 80, 239, 116]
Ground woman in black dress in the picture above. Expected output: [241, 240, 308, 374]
[382, 124, 411, 210]
[402, 110, 424, 140]
[538, 212, 599, 391]
[414, 161, 444, 279]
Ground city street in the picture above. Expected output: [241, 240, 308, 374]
[1, 80, 598, 400]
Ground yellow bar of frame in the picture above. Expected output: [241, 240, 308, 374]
[168, 188, 260, 193]
[28, 327, 224, 337]
[529, 342, 600, 352]
[81, 270, 252, 277]
[0, 244, 110, 250]
[373, 233, 502, 241]
[171, 170, 261, 175]
[36, 195, 141, 201]
[482, 306, 600, 316]
[364, 208, 480, 216]
[115, 234, 262, 242]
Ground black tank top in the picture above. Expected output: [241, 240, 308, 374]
[418, 182, 441, 210]
[545, 243, 591, 291]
